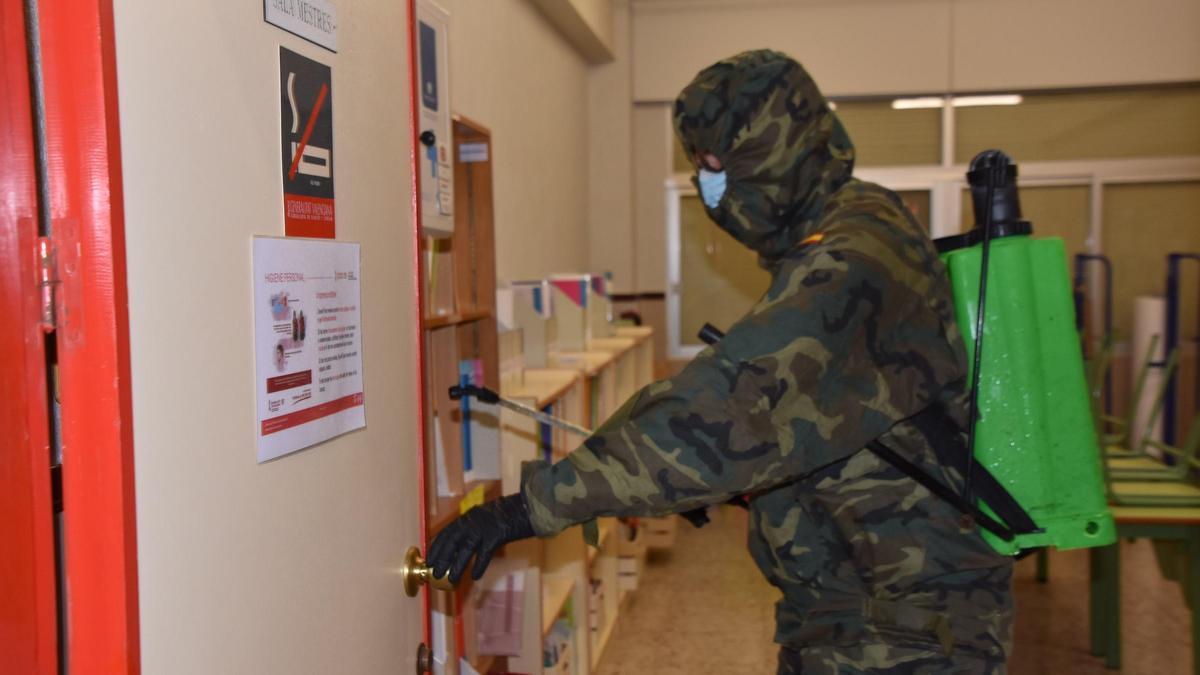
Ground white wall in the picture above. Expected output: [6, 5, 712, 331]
[445, 0, 593, 282]
[600, 0, 1200, 296]
[587, 0, 636, 290]
[114, 2, 422, 672]
[530, 0, 618, 62]
[632, 104, 672, 293]
[571, 0, 617, 53]
[630, 0, 1200, 101]
[952, 0, 1200, 91]
[633, 0, 952, 100]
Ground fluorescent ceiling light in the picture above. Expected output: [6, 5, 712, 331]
[891, 94, 1024, 110]
[952, 94, 1024, 107]
[891, 97, 944, 110]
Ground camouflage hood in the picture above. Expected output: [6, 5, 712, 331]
[673, 50, 855, 261]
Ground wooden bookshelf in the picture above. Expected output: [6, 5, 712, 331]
[616, 325, 656, 386]
[420, 114, 504, 675]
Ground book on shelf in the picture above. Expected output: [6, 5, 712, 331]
[459, 358, 500, 483]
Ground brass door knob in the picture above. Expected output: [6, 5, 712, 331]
[403, 546, 455, 597]
[415, 643, 433, 674]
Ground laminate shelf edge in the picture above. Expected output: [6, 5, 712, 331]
[590, 612, 619, 671]
[541, 577, 576, 636]
[586, 337, 637, 358]
[548, 350, 617, 377]
[424, 308, 494, 329]
[502, 369, 581, 409]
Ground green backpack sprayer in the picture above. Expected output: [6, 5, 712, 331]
[928, 149, 1115, 555]
[453, 149, 1115, 556]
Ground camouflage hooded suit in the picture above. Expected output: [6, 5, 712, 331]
[521, 50, 1014, 673]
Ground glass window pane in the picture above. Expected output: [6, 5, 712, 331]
[679, 195, 770, 345]
[1104, 182, 1200, 343]
[956, 85, 1200, 164]
[672, 101, 942, 170]
[833, 101, 941, 167]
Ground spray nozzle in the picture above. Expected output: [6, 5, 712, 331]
[968, 149, 1026, 231]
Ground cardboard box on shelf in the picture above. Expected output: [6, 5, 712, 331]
[548, 275, 588, 351]
[498, 280, 553, 367]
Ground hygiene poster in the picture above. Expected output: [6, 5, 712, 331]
[253, 237, 364, 462]
[280, 46, 335, 238]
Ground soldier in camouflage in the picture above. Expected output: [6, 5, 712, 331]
[430, 49, 1014, 674]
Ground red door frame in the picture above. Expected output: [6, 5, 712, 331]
[0, 0, 58, 671]
[37, 0, 141, 671]
[406, 0, 434, 647]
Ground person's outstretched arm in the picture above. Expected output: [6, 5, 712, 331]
[430, 223, 963, 582]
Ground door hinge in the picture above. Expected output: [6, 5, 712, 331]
[37, 235, 57, 332]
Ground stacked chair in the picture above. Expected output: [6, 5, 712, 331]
[1089, 335, 1200, 506]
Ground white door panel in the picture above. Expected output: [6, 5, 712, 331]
[114, 1, 424, 672]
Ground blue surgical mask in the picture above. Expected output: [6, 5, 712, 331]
[698, 169, 727, 209]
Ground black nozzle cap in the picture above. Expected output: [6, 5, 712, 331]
[697, 323, 725, 346]
[968, 150, 1023, 229]
[448, 384, 500, 404]
[935, 149, 1033, 253]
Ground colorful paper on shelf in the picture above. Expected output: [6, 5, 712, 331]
[550, 278, 587, 308]
[459, 484, 486, 515]
[433, 413, 454, 498]
[476, 570, 526, 656]
[253, 237, 364, 462]
[458, 358, 499, 483]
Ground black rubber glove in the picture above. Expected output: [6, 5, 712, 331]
[680, 507, 711, 528]
[427, 493, 537, 584]
[680, 495, 752, 529]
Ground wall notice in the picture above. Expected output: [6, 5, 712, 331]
[264, 0, 338, 52]
[280, 47, 335, 238]
[253, 237, 364, 462]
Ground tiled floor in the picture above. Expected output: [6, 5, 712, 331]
[594, 507, 1191, 674]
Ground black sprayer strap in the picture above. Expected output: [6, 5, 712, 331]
[698, 321, 1040, 545]
[866, 440, 1038, 543]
